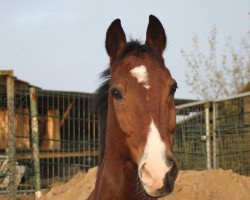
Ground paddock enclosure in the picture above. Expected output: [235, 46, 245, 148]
[175, 94, 250, 175]
[0, 70, 250, 198]
[0, 71, 99, 196]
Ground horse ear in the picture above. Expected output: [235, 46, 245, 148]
[105, 19, 126, 63]
[145, 15, 167, 55]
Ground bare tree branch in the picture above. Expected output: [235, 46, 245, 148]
[181, 27, 250, 100]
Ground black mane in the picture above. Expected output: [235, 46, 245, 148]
[93, 40, 165, 165]
[115, 40, 165, 66]
[93, 68, 110, 165]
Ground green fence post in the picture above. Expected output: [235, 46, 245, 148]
[29, 87, 41, 199]
[7, 75, 17, 200]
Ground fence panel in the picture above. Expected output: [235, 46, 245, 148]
[215, 93, 250, 175]
[174, 93, 250, 176]
[35, 89, 99, 187]
[174, 101, 209, 170]
[0, 72, 100, 198]
[0, 72, 30, 199]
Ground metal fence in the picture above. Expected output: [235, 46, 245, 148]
[174, 92, 250, 175]
[215, 93, 250, 175]
[174, 101, 208, 171]
[0, 72, 99, 199]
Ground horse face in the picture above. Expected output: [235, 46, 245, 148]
[110, 56, 178, 197]
[106, 15, 178, 198]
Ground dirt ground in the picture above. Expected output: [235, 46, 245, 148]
[0, 194, 34, 200]
[1, 167, 250, 200]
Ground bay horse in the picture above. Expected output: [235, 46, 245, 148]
[88, 15, 178, 200]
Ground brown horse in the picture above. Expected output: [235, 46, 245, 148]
[88, 15, 178, 200]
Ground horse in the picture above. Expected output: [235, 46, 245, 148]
[87, 15, 178, 200]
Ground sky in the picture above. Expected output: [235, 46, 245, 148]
[0, 0, 249, 99]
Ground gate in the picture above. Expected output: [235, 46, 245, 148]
[174, 92, 250, 175]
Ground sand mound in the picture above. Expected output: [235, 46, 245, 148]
[40, 167, 250, 200]
[166, 169, 250, 200]
[40, 167, 97, 200]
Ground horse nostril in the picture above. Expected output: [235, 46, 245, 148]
[164, 157, 178, 194]
[164, 156, 174, 170]
[167, 158, 173, 168]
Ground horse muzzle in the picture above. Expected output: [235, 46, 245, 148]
[138, 156, 178, 198]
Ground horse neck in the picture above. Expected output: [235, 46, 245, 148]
[89, 105, 156, 200]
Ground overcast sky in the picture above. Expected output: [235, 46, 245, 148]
[0, 0, 249, 99]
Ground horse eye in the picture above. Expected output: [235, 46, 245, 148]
[170, 83, 178, 95]
[111, 88, 123, 100]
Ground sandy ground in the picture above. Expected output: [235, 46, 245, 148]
[1, 167, 250, 200]
[41, 167, 250, 200]
[0, 194, 34, 200]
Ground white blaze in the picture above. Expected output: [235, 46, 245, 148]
[144, 119, 166, 163]
[139, 118, 171, 194]
[130, 65, 150, 89]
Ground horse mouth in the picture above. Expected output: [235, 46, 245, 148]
[142, 186, 171, 198]
[140, 177, 177, 198]
[140, 175, 177, 198]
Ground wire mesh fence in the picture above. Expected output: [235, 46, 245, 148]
[35, 89, 99, 188]
[0, 72, 99, 199]
[215, 94, 250, 175]
[174, 101, 208, 170]
[0, 71, 22, 199]
[174, 92, 250, 176]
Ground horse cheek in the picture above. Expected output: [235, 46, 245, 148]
[115, 106, 133, 136]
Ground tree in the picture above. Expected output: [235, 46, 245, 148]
[181, 27, 250, 100]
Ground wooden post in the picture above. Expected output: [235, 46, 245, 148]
[7, 75, 16, 200]
[29, 87, 41, 199]
[15, 108, 30, 149]
[60, 101, 73, 127]
[42, 109, 61, 150]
